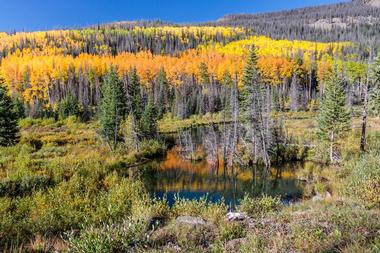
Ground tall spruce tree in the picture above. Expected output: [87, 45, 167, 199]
[140, 96, 158, 139]
[99, 67, 126, 150]
[199, 62, 210, 85]
[317, 68, 351, 163]
[241, 45, 272, 167]
[241, 45, 260, 115]
[128, 68, 143, 120]
[0, 85, 19, 146]
[155, 68, 170, 118]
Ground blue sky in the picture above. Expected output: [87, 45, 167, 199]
[1, 0, 347, 32]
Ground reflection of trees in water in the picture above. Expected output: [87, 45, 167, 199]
[203, 126, 220, 171]
[142, 126, 304, 206]
[139, 156, 300, 199]
[176, 125, 237, 171]
[178, 130, 196, 160]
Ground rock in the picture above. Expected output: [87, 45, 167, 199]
[176, 216, 207, 226]
[325, 191, 332, 199]
[226, 212, 248, 221]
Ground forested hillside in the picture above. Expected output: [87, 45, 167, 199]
[208, 0, 380, 46]
[0, 25, 366, 120]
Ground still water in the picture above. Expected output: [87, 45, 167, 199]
[132, 126, 310, 208]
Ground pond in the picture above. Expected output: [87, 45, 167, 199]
[131, 125, 313, 209]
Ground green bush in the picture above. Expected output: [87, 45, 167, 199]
[150, 221, 216, 250]
[239, 234, 266, 253]
[19, 117, 56, 128]
[58, 94, 82, 120]
[219, 222, 246, 242]
[239, 195, 281, 218]
[0, 175, 53, 197]
[172, 196, 227, 223]
[343, 151, 380, 207]
[66, 219, 147, 253]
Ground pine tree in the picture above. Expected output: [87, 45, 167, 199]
[241, 44, 272, 168]
[242, 45, 259, 87]
[0, 85, 19, 146]
[155, 68, 170, 118]
[317, 68, 351, 163]
[58, 93, 81, 119]
[127, 68, 143, 120]
[99, 67, 126, 150]
[12, 97, 25, 120]
[140, 96, 158, 139]
[241, 45, 260, 113]
[199, 62, 210, 85]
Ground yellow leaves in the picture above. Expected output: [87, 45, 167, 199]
[345, 61, 367, 84]
[0, 26, 363, 104]
[0, 26, 246, 57]
[211, 35, 351, 58]
[258, 57, 297, 85]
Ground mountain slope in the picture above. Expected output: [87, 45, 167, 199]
[361, 0, 380, 7]
[206, 1, 380, 46]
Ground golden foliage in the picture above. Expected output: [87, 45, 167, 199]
[0, 28, 362, 104]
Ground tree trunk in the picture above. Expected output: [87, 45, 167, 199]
[330, 131, 334, 164]
[360, 73, 369, 153]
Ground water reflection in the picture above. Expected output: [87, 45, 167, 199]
[132, 126, 308, 208]
[137, 150, 305, 208]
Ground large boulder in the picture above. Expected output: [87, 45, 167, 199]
[226, 212, 248, 222]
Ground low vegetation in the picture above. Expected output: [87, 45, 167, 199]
[0, 115, 379, 252]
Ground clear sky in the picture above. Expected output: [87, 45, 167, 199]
[1, 0, 347, 32]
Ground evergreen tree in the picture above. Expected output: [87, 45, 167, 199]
[140, 96, 158, 139]
[128, 68, 143, 120]
[155, 68, 170, 118]
[222, 71, 233, 114]
[58, 93, 81, 119]
[241, 45, 272, 167]
[317, 68, 351, 163]
[241, 45, 259, 87]
[0, 85, 19, 146]
[99, 67, 126, 150]
[241, 45, 259, 112]
[12, 97, 25, 120]
[199, 62, 210, 85]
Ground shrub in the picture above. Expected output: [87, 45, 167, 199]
[219, 222, 246, 242]
[150, 222, 216, 250]
[66, 219, 147, 253]
[58, 94, 82, 120]
[19, 117, 56, 128]
[0, 175, 54, 197]
[172, 196, 227, 223]
[239, 195, 281, 218]
[239, 234, 266, 253]
[343, 151, 380, 207]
